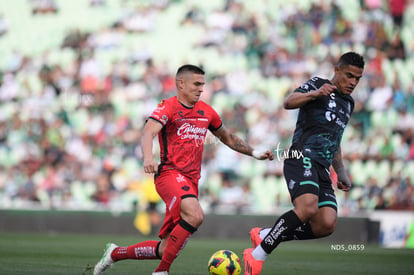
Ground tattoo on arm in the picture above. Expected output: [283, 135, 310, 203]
[229, 133, 253, 154]
[213, 126, 253, 155]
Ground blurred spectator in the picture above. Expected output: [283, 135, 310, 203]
[181, 6, 203, 26]
[0, 13, 9, 36]
[31, 0, 58, 14]
[89, 0, 105, 7]
[389, 0, 408, 29]
[0, 73, 20, 101]
[217, 172, 247, 213]
[61, 29, 88, 49]
[122, 6, 157, 33]
[367, 75, 393, 111]
[386, 32, 406, 60]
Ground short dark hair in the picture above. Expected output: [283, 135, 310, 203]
[176, 64, 205, 77]
[337, 52, 365, 69]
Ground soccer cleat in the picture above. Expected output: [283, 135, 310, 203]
[243, 248, 263, 275]
[152, 272, 169, 275]
[94, 243, 118, 275]
[250, 227, 263, 248]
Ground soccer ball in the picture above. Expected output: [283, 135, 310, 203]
[207, 249, 241, 275]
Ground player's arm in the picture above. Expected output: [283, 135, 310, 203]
[283, 83, 336, 109]
[332, 145, 351, 192]
[212, 125, 274, 160]
[141, 119, 163, 174]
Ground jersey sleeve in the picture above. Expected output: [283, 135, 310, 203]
[149, 99, 170, 126]
[294, 77, 325, 93]
[207, 106, 223, 132]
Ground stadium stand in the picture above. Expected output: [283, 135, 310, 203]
[0, 0, 413, 215]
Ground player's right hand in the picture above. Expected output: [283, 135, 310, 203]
[314, 83, 336, 97]
[143, 159, 158, 174]
[252, 149, 275, 160]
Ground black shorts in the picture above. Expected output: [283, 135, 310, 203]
[283, 157, 337, 211]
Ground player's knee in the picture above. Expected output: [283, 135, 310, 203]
[181, 197, 204, 227]
[182, 209, 204, 228]
[295, 203, 319, 221]
[293, 194, 319, 221]
[316, 216, 336, 237]
[191, 210, 204, 227]
[323, 218, 336, 236]
[303, 206, 319, 220]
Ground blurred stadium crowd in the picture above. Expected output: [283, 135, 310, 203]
[0, 0, 413, 215]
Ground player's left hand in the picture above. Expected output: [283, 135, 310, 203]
[252, 149, 275, 160]
[336, 167, 352, 192]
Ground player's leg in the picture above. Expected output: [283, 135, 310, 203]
[255, 192, 317, 253]
[255, 157, 320, 254]
[94, 203, 167, 274]
[308, 183, 338, 237]
[308, 206, 337, 237]
[155, 197, 202, 272]
[244, 158, 320, 275]
[244, 201, 308, 275]
[250, 163, 338, 246]
[94, 239, 162, 275]
[253, 204, 335, 241]
[94, 172, 173, 275]
[253, 201, 337, 244]
[154, 172, 202, 273]
[110, 197, 205, 262]
[110, 240, 161, 261]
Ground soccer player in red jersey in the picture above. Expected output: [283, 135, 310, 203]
[94, 64, 274, 275]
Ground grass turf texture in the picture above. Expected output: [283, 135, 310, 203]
[0, 232, 413, 275]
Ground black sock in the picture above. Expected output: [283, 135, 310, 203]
[281, 222, 315, 241]
[260, 210, 303, 254]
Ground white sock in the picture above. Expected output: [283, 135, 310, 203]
[259, 227, 271, 240]
[252, 245, 267, 261]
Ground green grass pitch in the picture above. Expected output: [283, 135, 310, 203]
[0, 232, 413, 274]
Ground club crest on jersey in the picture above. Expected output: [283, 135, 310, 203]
[158, 99, 166, 107]
[197, 109, 204, 116]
